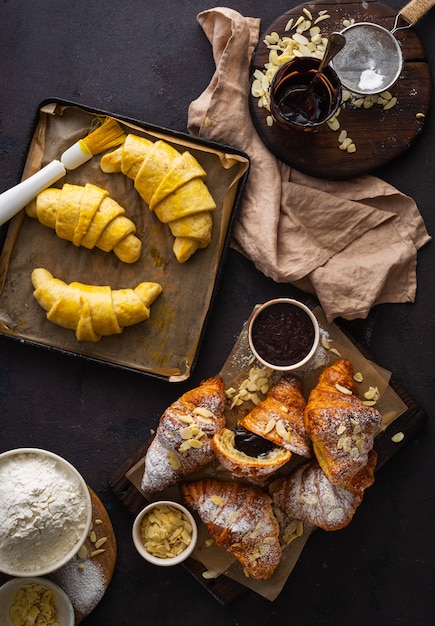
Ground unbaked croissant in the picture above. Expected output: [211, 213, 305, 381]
[270, 450, 377, 531]
[141, 377, 226, 493]
[100, 134, 216, 263]
[212, 426, 291, 485]
[304, 359, 381, 489]
[240, 375, 312, 458]
[26, 183, 142, 263]
[180, 478, 282, 579]
[31, 267, 162, 342]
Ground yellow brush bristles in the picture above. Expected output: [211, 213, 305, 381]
[81, 117, 126, 155]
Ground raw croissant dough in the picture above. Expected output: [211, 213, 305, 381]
[26, 182, 142, 263]
[31, 268, 162, 342]
[100, 134, 216, 263]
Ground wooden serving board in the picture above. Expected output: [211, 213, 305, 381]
[109, 305, 427, 605]
[249, 0, 432, 179]
[63, 488, 117, 624]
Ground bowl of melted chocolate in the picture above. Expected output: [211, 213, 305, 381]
[248, 298, 319, 371]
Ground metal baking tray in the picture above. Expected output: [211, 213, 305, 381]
[0, 100, 250, 381]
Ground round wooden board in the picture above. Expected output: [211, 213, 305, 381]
[249, 0, 432, 179]
[48, 488, 117, 624]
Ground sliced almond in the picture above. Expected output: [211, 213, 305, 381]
[265, 418, 276, 433]
[210, 495, 224, 506]
[335, 383, 353, 395]
[276, 419, 291, 442]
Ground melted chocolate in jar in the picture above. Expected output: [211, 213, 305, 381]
[233, 426, 275, 458]
[252, 302, 315, 367]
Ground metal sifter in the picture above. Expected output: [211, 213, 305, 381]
[331, 0, 435, 95]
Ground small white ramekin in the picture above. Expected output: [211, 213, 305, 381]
[0, 577, 74, 626]
[132, 500, 197, 566]
[248, 298, 319, 371]
[0, 447, 92, 577]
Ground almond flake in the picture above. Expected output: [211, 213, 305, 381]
[180, 426, 194, 440]
[265, 418, 276, 433]
[210, 495, 224, 506]
[335, 383, 353, 395]
[168, 451, 181, 470]
[391, 432, 405, 443]
[193, 407, 214, 419]
[276, 419, 291, 442]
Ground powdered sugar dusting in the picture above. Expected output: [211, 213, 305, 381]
[180, 479, 281, 579]
[50, 556, 106, 614]
[141, 378, 226, 493]
[272, 461, 362, 531]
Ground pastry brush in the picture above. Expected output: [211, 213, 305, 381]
[0, 117, 126, 227]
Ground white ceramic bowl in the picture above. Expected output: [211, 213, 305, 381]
[0, 448, 92, 577]
[248, 298, 320, 371]
[132, 500, 197, 566]
[0, 577, 74, 626]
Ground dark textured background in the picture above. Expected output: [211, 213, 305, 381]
[0, 1, 434, 624]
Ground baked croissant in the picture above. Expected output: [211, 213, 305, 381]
[141, 377, 226, 493]
[31, 267, 162, 342]
[240, 375, 311, 458]
[304, 359, 381, 489]
[100, 134, 216, 263]
[180, 479, 282, 579]
[212, 426, 291, 485]
[26, 183, 142, 263]
[271, 450, 377, 531]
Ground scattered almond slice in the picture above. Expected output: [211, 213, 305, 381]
[391, 432, 405, 443]
[335, 383, 353, 395]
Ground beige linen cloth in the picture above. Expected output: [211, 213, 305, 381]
[188, 7, 431, 321]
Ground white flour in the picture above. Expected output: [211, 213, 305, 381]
[358, 67, 385, 91]
[0, 452, 89, 572]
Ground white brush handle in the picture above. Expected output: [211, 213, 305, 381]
[0, 160, 66, 227]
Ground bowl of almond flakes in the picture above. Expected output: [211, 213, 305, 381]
[132, 500, 197, 566]
[0, 577, 74, 626]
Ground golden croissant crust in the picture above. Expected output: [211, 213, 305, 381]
[180, 478, 282, 579]
[31, 267, 162, 342]
[304, 359, 381, 488]
[271, 450, 377, 531]
[212, 427, 291, 485]
[240, 375, 312, 458]
[141, 377, 226, 493]
[100, 134, 216, 263]
[26, 183, 142, 263]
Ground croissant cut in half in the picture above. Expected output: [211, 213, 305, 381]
[31, 268, 162, 342]
[304, 359, 381, 489]
[100, 134, 217, 263]
[271, 449, 377, 531]
[212, 427, 291, 485]
[180, 478, 282, 579]
[26, 183, 142, 263]
[240, 375, 312, 458]
[141, 377, 226, 493]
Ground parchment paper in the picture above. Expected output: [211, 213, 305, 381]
[0, 103, 249, 380]
[126, 305, 407, 601]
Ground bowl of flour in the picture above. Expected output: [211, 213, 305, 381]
[0, 448, 92, 576]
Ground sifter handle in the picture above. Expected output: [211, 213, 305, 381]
[400, 0, 435, 25]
